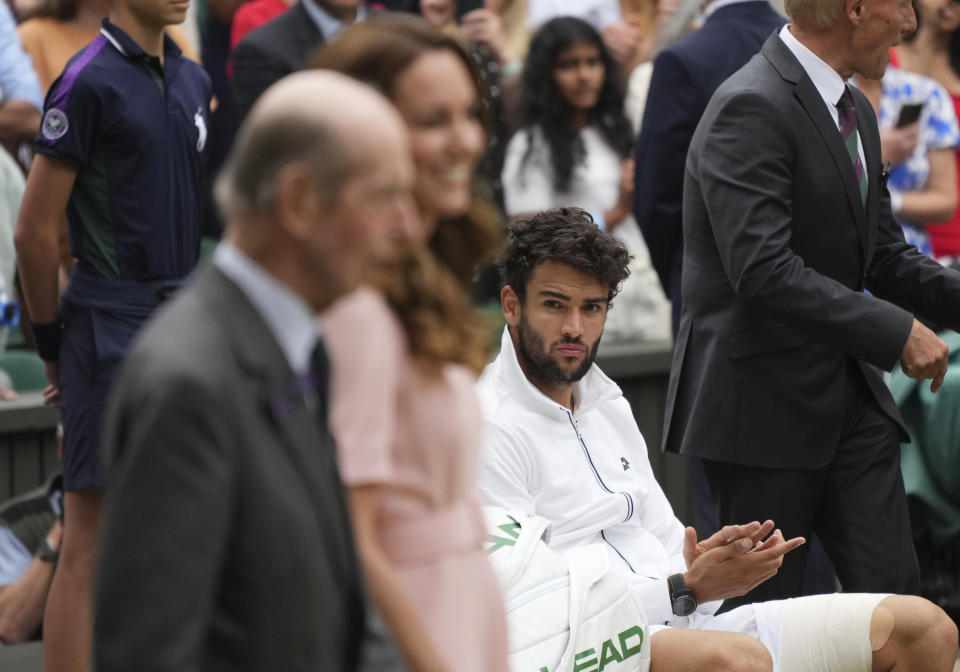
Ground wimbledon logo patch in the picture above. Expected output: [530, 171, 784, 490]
[42, 108, 69, 141]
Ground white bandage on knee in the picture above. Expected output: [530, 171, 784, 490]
[778, 593, 891, 672]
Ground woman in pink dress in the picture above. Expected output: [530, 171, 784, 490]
[315, 16, 509, 672]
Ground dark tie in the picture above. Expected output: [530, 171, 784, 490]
[269, 341, 330, 424]
[309, 339, 330, 424]
[837, 86, 868, 206]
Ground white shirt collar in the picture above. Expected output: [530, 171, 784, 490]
[493, 326, 621, 418]
[778, 23, 848, 109]
[213, 241, 320, 375]
[703, 0, 763, 21]
[300, 0, 367, 41]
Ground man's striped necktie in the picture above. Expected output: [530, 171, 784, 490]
[837, 86, 868, 206]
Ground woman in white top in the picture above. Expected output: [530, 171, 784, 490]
[503, 16, 670, 341]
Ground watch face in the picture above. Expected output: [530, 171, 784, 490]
[38, 539, 59, 562]
[673, 594, 697, 617]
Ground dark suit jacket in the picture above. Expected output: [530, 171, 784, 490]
[230, 2, 323, 122]
[663, 33, 960, 469]
[633, 1, 786, 308]
[95, 265, 365, 671]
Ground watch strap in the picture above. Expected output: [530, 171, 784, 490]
[668, 572, 697, 616]
[37, 537, 59, 562]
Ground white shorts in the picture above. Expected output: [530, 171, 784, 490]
[651, 593, 890, 672]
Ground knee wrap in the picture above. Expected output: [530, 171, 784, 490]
[778, 593, 890, 672]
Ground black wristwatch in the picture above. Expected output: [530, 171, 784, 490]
[37, 538, 59, 563]
[668, 573, 698, 617]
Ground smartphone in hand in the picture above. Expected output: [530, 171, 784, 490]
[895, 102, 924, 128]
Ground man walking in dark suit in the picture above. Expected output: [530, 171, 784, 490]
[231, 0, 367, 122]
[633, 0, 785, 335]
[94, 70, 416, 670]
[665, 0, 960, 610]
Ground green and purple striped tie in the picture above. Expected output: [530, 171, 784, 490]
[837, 86, 867, 206]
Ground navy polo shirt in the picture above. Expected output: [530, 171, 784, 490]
[34, 20, 212, 281]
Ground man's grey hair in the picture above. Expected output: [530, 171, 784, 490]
[214, 110, 356, 221]
[784, 0, 844, 29]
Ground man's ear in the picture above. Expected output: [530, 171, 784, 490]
[501, 285, 522, 327]
[273, 162, 320, 242]
[847, 0, 864, 24]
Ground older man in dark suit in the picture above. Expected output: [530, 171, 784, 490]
[230, 0, 368, 122]
[94, 70, 416, 671]
[665, 0, 960, 610]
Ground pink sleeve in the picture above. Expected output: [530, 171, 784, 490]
[322, 288, 403, 487]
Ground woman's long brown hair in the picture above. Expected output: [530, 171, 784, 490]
[314, 14, 502, 375]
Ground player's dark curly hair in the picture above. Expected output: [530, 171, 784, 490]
[500, 208, 632, 304]
[519, 16, 633, 193]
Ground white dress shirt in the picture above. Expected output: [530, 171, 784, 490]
[300, 0, 367, 41]
[778, 23, 868, 180]
[213, 241, 320, 376]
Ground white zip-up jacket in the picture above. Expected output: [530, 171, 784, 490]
[477, 327, 721, 625]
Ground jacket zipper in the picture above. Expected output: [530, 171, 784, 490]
[564, 410, 634, 523]
[563, 410, 638, 573]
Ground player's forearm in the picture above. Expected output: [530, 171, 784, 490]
[0, 100, 41, 145]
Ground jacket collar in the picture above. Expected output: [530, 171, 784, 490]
[489, 326, 622, 421]
[100, 18, 182, 61]
[762, 30, 872, 261]
[213, 241, 319, 377]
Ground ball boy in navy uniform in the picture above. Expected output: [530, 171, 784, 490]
[14, 0, 211, 665]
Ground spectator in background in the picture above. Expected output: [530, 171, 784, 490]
[503, 16, 669, 342]
[230, 0, 367, 122]
[0, 148, 24, 398]
[14, 0, 212, 667]
[316, 17, 509, 671]
[855, 66, 959, 256]
[632, 0, 785, 336]
[527, 0, 622, 31]
[17, 0, 199, 94]
[896, 0, 960, 259]
[0, 1, 43, 154]
[488, 0, 530, 64]
[0, 475, 62, 644]
[230, 0, 293, 51]
[621, 0, 701, 132]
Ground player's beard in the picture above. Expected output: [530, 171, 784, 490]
[514, 313, 600, 387]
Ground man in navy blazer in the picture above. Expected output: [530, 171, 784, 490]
[633, 0, 786, 334]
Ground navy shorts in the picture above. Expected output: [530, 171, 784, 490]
[59, 302, 142, 491]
